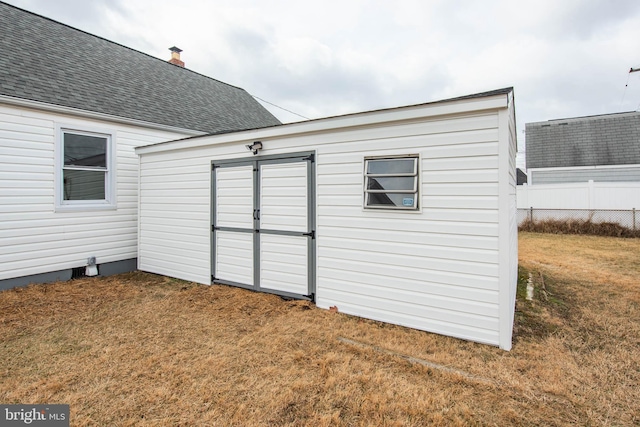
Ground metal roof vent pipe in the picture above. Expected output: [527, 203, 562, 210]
[168, 46, 185, 67]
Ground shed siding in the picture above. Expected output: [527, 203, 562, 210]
[315, 113, 502, 346]
[138, 102, 515, 348]
[0, 104, 190, 281]
[138, 156, 213, 283]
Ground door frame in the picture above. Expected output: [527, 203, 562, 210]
[211, 151, 316, 301]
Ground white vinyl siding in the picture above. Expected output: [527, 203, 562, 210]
[137, 92, 517, 349]
[258, 161, 310, 296]
[260, 234, 308, 295]
[215, 231, 253, 285]
[138, 156, 211, 284]
[314, 114, 502, 346]
[216, 166, 254, 229]
[211, 165, 254, 285]
[260, 162, 308, 232]
[0, 104, 191, 281]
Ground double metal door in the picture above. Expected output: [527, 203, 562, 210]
[211, 152, 315, 300]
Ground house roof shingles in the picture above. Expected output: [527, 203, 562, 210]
[526, 111, 640, 169]
[0, 1, 281, 133]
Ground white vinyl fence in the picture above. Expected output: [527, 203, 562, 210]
[517, 208, 638, 230]
[517, 181, 640, 210]
[516, 181, 640, 230]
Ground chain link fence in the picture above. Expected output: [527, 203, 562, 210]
[517, 208, 639, 234]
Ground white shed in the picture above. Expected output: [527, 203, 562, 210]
[136, 88, 518, 350]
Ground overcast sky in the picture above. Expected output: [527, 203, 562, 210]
[5, 0, 640, 168]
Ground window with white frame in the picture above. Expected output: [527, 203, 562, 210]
[364, 155, 419, 210]
[56, 126, 115, 210]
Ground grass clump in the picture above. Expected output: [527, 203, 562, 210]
[519, 217, 639, 237]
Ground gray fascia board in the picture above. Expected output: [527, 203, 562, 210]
[0, 94, 206, 136]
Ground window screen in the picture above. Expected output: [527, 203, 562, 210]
[364, 155, 419, 210]
[62, 131, 109, 201]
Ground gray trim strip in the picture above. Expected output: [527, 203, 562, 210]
[253, 157, 261, 292]
[212, 279, 313, 301]
[214, 226, 255, 234]
[212, 278, 256, 291]
[99, 258, 138, 276]
[0, 269, 72, 291]
[258, 228, 310, 237]
[0, 258, 138, 291]
[1, 95, 206, 137]
[259, 287, 314, 301]
[212, 151, 314, 167]
[308, 153, 317, 297]
[210, 164, 216, 285]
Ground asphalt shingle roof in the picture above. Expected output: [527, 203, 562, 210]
[526, 111, 640, 169]
[0, 1, 281, 133]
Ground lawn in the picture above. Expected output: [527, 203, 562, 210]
[1, 233, 639, 426]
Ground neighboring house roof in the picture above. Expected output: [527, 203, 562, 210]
[0, 1, 280, 134]
[525, 111, 640, 169]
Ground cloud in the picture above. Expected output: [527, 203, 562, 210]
[5, 0, 125, 37]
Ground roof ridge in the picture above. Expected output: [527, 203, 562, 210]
[0, 0, 247, 92]
[547, 111, 640, 122]
[529, 110, 640, 124]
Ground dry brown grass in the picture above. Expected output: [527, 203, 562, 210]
[1, 233, 639, 426]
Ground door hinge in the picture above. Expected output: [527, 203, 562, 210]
[303, 292, 315, 302]
[304, 153, 315, 162]
[303, 230, 315, 239]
